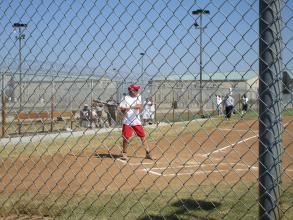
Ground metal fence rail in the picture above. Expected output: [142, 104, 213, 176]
[0, 0, 292, 219]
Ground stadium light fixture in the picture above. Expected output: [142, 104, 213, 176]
[192, 9, 210, 117]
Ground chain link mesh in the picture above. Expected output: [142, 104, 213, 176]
[0, 0, 292, 219]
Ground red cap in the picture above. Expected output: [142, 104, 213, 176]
[128, 84, 141, 92]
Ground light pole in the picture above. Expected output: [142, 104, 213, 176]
[13, 22, 27, 112]
[192, 9, 209, 117]
[113, 68, 121, 102]
[140, 52, 145, 83]
[140, 52, 145, 97]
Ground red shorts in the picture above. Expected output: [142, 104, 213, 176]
[122, 124, 145, 139]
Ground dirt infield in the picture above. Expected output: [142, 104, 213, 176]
[0, 117, 292, 195]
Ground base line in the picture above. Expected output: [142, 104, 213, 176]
[148, 163, 257, 170]
[203, 135, 258, 157]
[217, 128, 258, 133]
[143, 167, 258, 176]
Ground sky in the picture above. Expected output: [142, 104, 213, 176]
[0, 0, 292, 82]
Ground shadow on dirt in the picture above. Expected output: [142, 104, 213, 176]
[95, 153, 121, 159]
[139, 198, 221, 220]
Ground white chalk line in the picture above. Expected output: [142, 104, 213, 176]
[115, 158, 161, 166]
[116, 123, 291, 176]
[210, 121, 290, 157]
[147, 162, 257, 170]
[143, 167, 258, 176]
[127, 156, 206, 166]
[145, 170, 162, 176]
[129, 162, 155, 165]
[216, 121, 290, 133]
[217, 128, 259, 133]
[115, 158, 127, 164]
[202, 135, 258, 157]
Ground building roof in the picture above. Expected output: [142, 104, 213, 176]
[151, 71, 258, 81]
[0, 71, 112, 82]
[151, 69, 293, 82]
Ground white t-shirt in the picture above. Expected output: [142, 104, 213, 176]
[216, 96, 222, 106]
[119, 95, 142, 125]
[224, 96, 234, 107]
[242, 97, 248, 104]
[143, 101, 152, 119]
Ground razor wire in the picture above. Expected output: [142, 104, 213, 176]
[0, 0, 292, 219]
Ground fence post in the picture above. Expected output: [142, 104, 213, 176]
[259, 0, 283, 219]
[172, 89, 175, 122]
[1, 74, 6, 137]
[50, 77, 55, 132]
[90, 79, 93, 128]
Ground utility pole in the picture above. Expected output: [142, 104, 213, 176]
[13, 22, 27, 112]
[192, 10, 210, 117]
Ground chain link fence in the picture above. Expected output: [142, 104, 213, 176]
[0, 0, 292, 219]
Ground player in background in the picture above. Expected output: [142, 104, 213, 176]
[142, 97, 153, 125]
[118, 84, 153, 161]
[241, 94, 249, 117]
[223, 94, 234, 119]
[216, 95, 223, 116]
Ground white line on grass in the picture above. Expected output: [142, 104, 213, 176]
[202, 135, 258, 157]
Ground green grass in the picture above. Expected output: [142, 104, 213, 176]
[0, 182, 292, 219]
[0, 118, 223, 158]
[282, 107, 293, 117]
[2, 107, 291, 138]
[1, 109, 290, 159]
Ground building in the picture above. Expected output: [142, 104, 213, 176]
[149, 70, 293, 111]
[149, 71, 258, 111]
[0, 72, 118, 112]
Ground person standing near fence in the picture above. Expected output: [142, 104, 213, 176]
[216, 95, 223, 116]
[118, 84, 153, 161]
[223, 94, 234, 119]
[142, 97, 152, 125]
[80, 104, 91, 127]
[105, 97, 117, 127]
[149, 97, 156, 124]
[241, 94, 249, 118]
[92, 99, 104, 128]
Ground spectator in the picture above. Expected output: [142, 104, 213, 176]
[80, 104, 91, 127]
[216, 95, 223, 116]
[142, 98, 153, 125]
[149, 97, 156, 124]
[92, 99, 104, 128]
[106, 97, 117, 127]
[172, 100, 178, 109]
[223, 94, 234, 119]
[241, 94, 249, 117]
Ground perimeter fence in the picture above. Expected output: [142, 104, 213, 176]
[0, 0, 292, 219]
